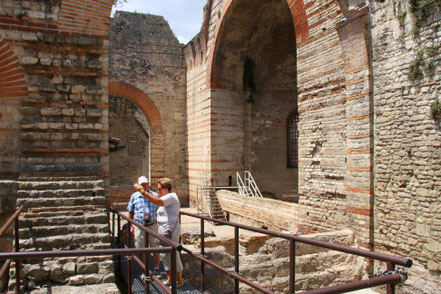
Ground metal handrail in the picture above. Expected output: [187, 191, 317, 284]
[180, 210, 412, 294]
[109, 206, 182, 294]
[0, 204, 25, 293]
[0, 204, 25, 236]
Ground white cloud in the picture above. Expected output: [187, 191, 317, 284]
[112, 0, 205, 44]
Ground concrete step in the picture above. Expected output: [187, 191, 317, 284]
[20, 212, 108, 227]
[17, 188, 105, 198]
[19, 223, 109, 239]
[19, 233, 111, 251]
[18, 178, 103, 191]
[18, 196, 106, 208]
[23, 205, 104, 215]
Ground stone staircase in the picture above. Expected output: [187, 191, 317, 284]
[8, 177, 116, 292]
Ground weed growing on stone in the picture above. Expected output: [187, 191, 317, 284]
[431, 99, 441, 117]
[397, 11, 407, 26]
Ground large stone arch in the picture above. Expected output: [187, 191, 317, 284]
[108, 81, 165, 185]
[206, 0, 373, 249]
[207, 0, 299, 201]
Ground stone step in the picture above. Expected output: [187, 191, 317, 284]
[18, 179, 104, 190]
[23, 205, 103, 214]
[19, 223, 109, 239]
[20, 212, 108, 227]
[17, 188, 105, 198]
[19, 233, 110, 251]
[17, 196, 106, 208]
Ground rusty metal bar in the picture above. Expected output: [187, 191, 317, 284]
[180, 211, 412, 268]
[180, 245, 273, 294]
[171, 248, 177, 294]
[303, 273, 404, 294]
[112, 210, 115, 247]
[290, 240, 295, 293]
[15, 213, 20, 294]
[144, 233, 149, 294]
[0, 258, 11, 280]
[234, 226, 239, 294]
[201, 217, 205, 292]
[117, 213, 121, 270]
[127, 221, 132, 294]
[0, 205, 25, 236]
[387, 262, 395, 294]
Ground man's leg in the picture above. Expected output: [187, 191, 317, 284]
[148, 223, 161, 275]
[134, 225, 145, 248]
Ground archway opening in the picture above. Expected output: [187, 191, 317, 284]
[211, 0, 298, 201]
[108, 95, 151, 205]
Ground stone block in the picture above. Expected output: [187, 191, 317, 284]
[41, 108, 62, 116]
[63, 262, 76, 275]
[40, 58, 52, 66]
[77, 263, 99, 274]
[86, 109, 102, 117]
[62, 108, 75, 116]
[71, 85, 86, 94]
[68, 275, 84, 286]
[21, 56, 38, 65]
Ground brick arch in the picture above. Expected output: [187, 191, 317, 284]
[207, 0, 309, 86]
[108, 81, 165, 180]
[0, 37, 28, 178]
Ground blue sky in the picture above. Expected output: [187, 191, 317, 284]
[112, 0, 206, 44]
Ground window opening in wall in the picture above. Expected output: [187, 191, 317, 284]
[287, 112, 299, 168]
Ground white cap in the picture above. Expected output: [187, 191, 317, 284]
[137, 176, 149, 185]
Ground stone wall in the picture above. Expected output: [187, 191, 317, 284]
[370, 1, 441, 292]
[186, 0, 441, 292]
[109, 11, 188, 204]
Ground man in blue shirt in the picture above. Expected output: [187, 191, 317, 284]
[127, 176, 160, 274]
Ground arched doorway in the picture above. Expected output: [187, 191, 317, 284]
[108, 81, 164, 206]
[210, 0, 298, 200]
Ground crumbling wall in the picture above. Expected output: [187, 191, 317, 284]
[109, 11, 188, 204]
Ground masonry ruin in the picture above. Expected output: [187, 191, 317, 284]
[0, 0, 440, 293]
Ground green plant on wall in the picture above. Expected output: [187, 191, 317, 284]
[410, 0, 441, 23]
[243, 58, 256, 103]
[407, 45, 439, 80]
[432, 99, 441, 117]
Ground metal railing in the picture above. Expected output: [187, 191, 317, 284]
[180, 210, 412, 294]
[0, 204, 181, 294]
[1, 204, 413, 294]
[0, 204, 25, 293]
[236, 171, 263, 197]
[109, 206, 182, 294]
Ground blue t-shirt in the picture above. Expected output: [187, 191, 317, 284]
[127, 190, 159, 225]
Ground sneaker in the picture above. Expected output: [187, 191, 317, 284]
[152, 268, 162, 279]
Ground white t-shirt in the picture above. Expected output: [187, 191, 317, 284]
[157, 192, 180, 231]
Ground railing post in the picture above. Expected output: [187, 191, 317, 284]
[15, 217, 20, 294]
[235, 226, 239, 294]
[128, 223, 132, 294]
[387, 262, 395, 294]
[171, 248, 177, 294]
[290, 240, 296, 293]
[117, 215, 121, 270]
[144, 231, 149, 294]
[201, 218, 205, 292]
[112, 211, 115, 247]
